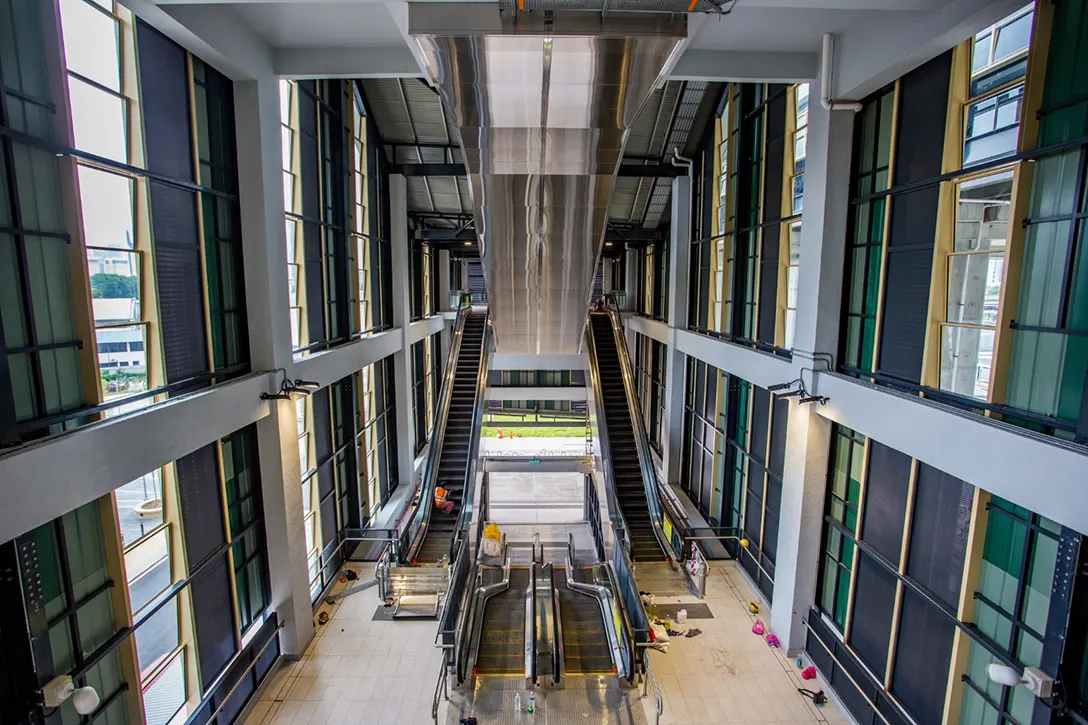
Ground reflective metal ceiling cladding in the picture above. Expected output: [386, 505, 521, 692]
[410, 7, 687, 353]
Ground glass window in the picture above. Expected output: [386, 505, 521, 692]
[940, 171, 1012, 400]
[964, 85, 1024, 167]
[142, 649, 187, 725]
[816, 425, 865, 632]
[115, 471, 164, 547]
[960, 497, 1062, 725]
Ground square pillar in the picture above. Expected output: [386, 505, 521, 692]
[661, 174, 691, 486]
[771, 93, 855, 654]
[388, 174, 417, 489]
[234, 76, 314, 657]
[624, 248, 639, 311]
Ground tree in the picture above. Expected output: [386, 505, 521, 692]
[91, 273, 138, 299]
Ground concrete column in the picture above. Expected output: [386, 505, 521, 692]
[437, 249, 453, 366]
[771, 93, 855, 654]
[438, 250, 452, 311]
[661, 175, 691, 486]
[624, 248, 639, 311]
[234, 76, 314, 657]
[389, 174, 417, 489]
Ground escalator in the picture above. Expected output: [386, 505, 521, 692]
[588, 312, 668, 562]
[414, 312, 488, 563]
[554, 568, 615, 676]
[474, 567, 529, 675]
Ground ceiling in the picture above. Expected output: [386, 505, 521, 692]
[360, 76, 723, 237]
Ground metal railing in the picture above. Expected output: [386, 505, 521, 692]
[431, 649, 450, 724]
[642, 650, 664, 725]
[607, 538, 650, 682]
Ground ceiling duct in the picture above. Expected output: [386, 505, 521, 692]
[410, 6, 688, 353]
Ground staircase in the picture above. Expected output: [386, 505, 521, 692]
[589, 313, 665, 562]
[415, 313, 487, 563]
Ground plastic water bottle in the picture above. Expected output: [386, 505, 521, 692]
[514, 692, 521, 712]
[527, 691, 535, 714]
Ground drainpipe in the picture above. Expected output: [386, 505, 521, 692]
[820, 33, 863, 112]
[670, 147, 693, 168]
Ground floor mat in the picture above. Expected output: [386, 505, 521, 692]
[655, 603, 713, 619]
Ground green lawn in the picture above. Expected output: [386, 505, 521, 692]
[481, 413, 586, 438]
[481, 425, 586, 438]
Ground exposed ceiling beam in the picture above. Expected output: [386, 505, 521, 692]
[417, 226, 666, 243]
[394, 163, 686, 178]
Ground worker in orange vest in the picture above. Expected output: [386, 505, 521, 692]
[434, 484, 455, 515]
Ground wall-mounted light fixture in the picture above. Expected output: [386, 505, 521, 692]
[42, 677, 99, 715]
[261, 370, 323, 401]
[986, 664, 1054, 698]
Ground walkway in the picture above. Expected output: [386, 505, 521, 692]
[242, 563, 852, 725]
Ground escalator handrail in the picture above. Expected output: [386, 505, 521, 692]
[600, 307, 678, 560]
[404, 301, 472, 562]
[458, 543, 510, 684]
[584, 319, 635, 555]
[564, 534, 629, 679]
[525, 564, 536, 684]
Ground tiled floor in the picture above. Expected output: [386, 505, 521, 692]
[643, 562, 851, 725]
[246, 563, 448, 725]
[243, 562, 852, 725]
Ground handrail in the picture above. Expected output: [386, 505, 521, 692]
[206, 621, 285, 725]
[460, 543, 510, 684]
[525, 564, 537, 687]
[434, 536, 470, 649]
[642, 650, 663, 725]
[564, 533, 627, 679]
[552, 581, 565, 683]
[432, 649, 449, 724]
[404, 300, 471, 562]
[601, 306, 676, 559]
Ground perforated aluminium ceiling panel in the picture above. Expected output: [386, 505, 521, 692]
[411, 7, 687, 353]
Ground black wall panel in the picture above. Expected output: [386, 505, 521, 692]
[189, 553, 238, 690]
[758, 226, 780, 344]
[862, 441, 912, 564]
[849, 552, 897, 680]
[891, 589, 956, 725]
[806, 610, 913, 725]
[312, 391, 332, 469]
[893, 51, 952, 187]
[907, 463, 973, 609]
[878, 186, 940, 383]
[749, 386, 770, 463]
[769, 397, 788, 477]
[149, 182, 209, 385]
[136, 21, 194, 182]
[176, 443, 226, 567]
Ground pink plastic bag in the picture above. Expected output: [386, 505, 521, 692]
[752, 620, 765, 635]
[766, 634, 781, 648]
[801, 666, 817, 680]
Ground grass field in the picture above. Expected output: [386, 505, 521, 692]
[481, 413, 586, 438]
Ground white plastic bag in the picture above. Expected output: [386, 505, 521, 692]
[481, 536, 502, 557]
[676, 608, 688, 624]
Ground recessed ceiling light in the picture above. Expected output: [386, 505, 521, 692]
[464, 241, 472, 246]
[605, 242, 613, 246]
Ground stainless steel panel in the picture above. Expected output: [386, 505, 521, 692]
[412, 8, 686, 353]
